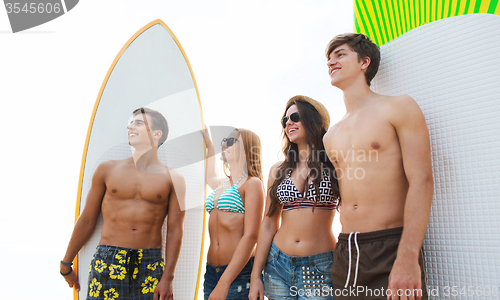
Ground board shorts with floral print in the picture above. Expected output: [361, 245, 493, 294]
[87, 245, 164, 300]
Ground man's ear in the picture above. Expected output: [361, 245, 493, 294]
[154, 130, 162, 138]
[361, 56, 371, 71]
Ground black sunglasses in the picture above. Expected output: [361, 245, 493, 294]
[221, 137, 239, 147]
[282, 112, 300, 128]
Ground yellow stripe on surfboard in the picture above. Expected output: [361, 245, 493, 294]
[354, 0, 500, 46]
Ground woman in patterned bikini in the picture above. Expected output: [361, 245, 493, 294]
[201, 128, 265, 300]
[249, 95, 340, 300]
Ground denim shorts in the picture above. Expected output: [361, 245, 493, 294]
[203, 257, 254, 300]
[263, 242, 334, 300]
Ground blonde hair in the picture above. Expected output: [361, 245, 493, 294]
[223, 128, 263, 182]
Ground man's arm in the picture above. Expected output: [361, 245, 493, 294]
[154, 170, 186, 300]
[388, 95, 434, 300]
[60, 161, 108, 291]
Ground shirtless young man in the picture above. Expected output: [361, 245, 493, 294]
[60, 107, 186, 300]
[323, 33, 433, 299]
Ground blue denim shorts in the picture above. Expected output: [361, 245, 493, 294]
[203, 257, 254, 300]
[263, 242, 334, 300]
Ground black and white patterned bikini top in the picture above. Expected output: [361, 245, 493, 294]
[277, 169, 338, 211]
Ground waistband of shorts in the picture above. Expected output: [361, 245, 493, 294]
[95, 245, 163, 262]
[337, 227, 403, 244]
[207, 257, 254, 272]
[269, 242, 334, 264]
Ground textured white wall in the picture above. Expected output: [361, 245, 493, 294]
[372, 14, 500, 300]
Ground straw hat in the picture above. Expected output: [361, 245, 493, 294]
[286, 95, 330, 130]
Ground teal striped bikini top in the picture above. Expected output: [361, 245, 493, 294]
[205, 176, 245, 214]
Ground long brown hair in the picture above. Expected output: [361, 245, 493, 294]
[223, 128, 263, 183]
[267, 97, 340, 216]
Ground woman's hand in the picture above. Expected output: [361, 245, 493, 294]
[200, 126, 220, 189]
[200, 126, 214, 149]
[249, 275, 265, 300]
[208, 283, 230, 300]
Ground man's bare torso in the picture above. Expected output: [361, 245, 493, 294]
[99, 158, 171, 249]
[324, 96, 408, 233]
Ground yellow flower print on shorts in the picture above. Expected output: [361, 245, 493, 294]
[94, 260, 107, 273]
[115, 250, 127, 264]
[89, 278, 102, 298]
[147, 262, 159, 271]
[109, 264, 127, 280]
[141, 276, 159, 294]
[103, 288, 119, 300]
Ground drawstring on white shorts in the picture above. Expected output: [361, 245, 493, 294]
[344, 232, 360, 288]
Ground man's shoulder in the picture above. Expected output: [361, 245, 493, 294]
[375, 94, 422, 116]
[383, 94, 420, 107]
[324, 124, 337, 136]
[381, 95, 427, 130]
[167, 167, 181, 177]
[376, 94, 415, 106]
[97, 158, 131, 171]
[101, 157, 131, 166]
[167, 168, 185, 185]
[324, 122, 341, 143]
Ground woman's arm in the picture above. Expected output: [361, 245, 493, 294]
[201, 127, 221, 190]
[249, 163, 283, 300]
[208, 177, 265, 300]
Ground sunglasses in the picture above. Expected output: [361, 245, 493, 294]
[282, 112, 300, 128]
[221, 137, 239, 147]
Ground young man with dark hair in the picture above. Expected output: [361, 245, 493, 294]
[323, 33, 433, 299]
[132, 107, 169, 149]
[60, 107, 186, 300]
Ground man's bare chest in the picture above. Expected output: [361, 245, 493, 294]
[326, 117, 396, 165]
[105, 170, 170, 202]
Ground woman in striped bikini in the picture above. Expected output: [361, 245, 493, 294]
[249, 95, 340, 300]
[201, 128, 265, 300]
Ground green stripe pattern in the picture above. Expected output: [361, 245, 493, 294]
[355, 0, 500, 46]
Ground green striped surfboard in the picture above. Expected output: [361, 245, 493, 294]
[354, 0, 500, 46]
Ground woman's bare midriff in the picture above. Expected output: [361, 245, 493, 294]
[207, 209, 253, 266]
[273, 208, 336, 257]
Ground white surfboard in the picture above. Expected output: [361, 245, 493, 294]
[73, 20, 206, 300]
